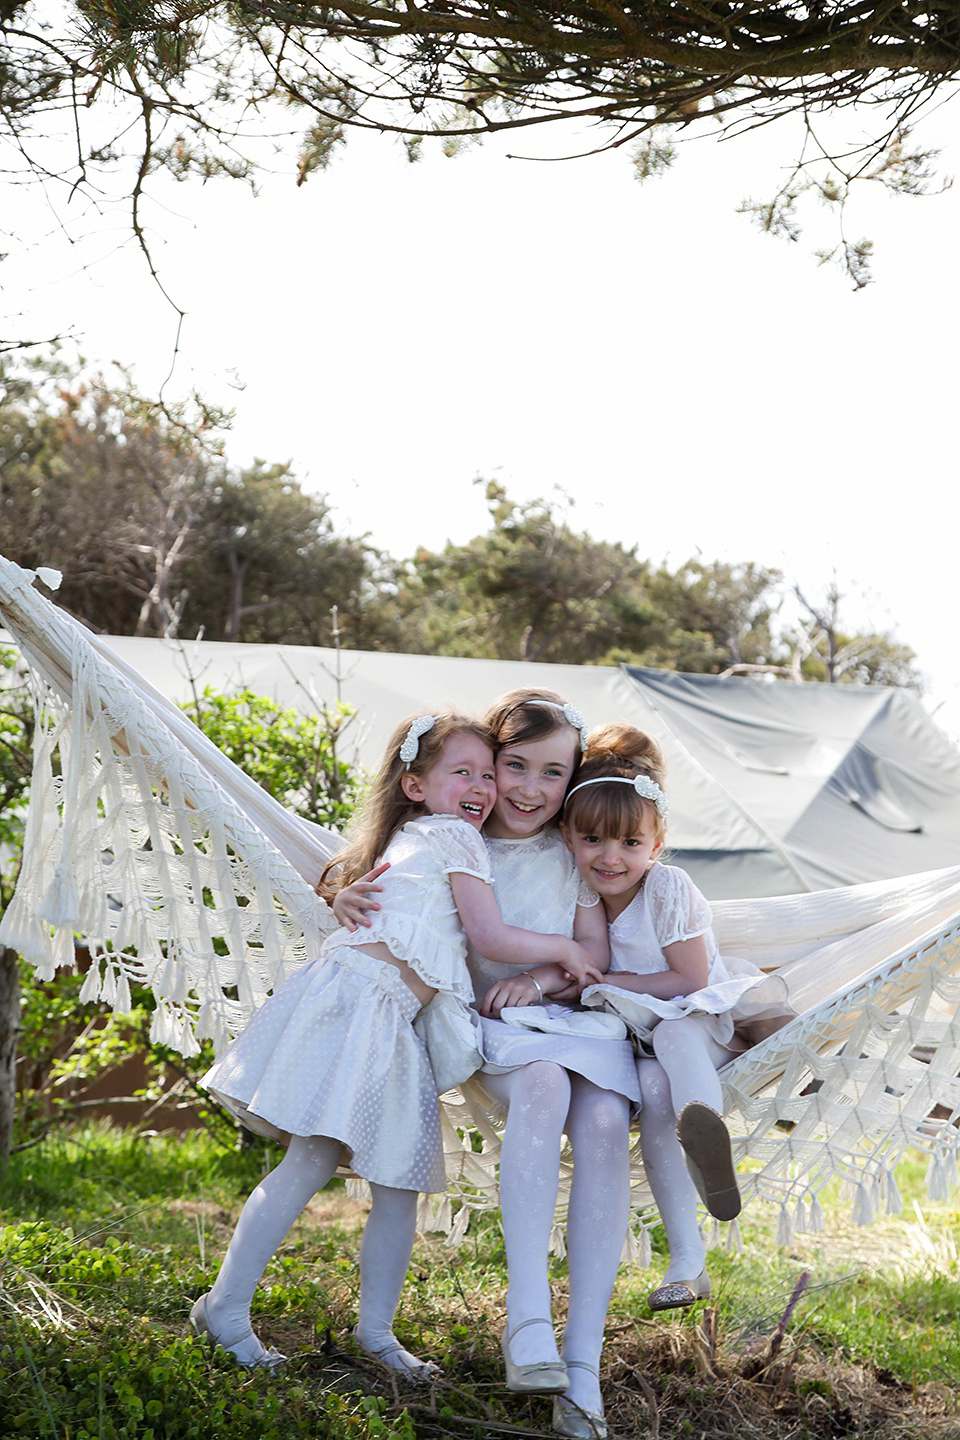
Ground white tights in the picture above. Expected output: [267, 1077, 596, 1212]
[481, 1063, 631, 1415]
[650, 1016, 729, 1116]
[205, 1134, 424, 1373]
[636, 1059, 705, 1282]
[639, 1019, 734, 1282]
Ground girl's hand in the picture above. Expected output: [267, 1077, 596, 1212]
[560, 942, 606, 990]
[480, 973, 544, 1018]
[331, 863, 390, 932]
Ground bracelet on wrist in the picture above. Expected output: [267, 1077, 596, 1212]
[525, 972, 544, 1005]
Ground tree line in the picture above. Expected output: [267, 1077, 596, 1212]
[0, 358, 919, 689]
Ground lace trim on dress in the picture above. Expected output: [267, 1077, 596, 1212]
[341, 911, 475, 1001]
[419, 815, 495, 882]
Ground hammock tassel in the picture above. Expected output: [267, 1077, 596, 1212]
[177, 1015, 202, 1059]
[549, 1223, 567, 1260]
[445, 1203, 470, 1247]
[79, 960, 103, 1005]
[884, 1169, 902, 1215]
[39, 866, 81, 930]
[808, 1193, 825, 1232]
[0, 898, 51, 965]
[195, 1002, 231, 1054]
[348, 1179, 371, 1205]
[926, 1152, 948, 1203]
[149, 1003, 181, 1049]
[114, 970, 132, 1016]
[853, 1182, 874, 1226]
[775, 1205, 793, 1246]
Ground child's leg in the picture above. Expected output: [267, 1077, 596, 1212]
[560, 1077, 631, 1416]
[636, 1059, 706, 1285]
[650, 1020, 741, 1222]
[355, 1183, 437, 1378]
[650, 1016, 728, 1114]
[203, 1133, 341, 1363]
[481, 1061, 571, 1366]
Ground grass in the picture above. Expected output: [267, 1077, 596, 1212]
[0, 1125, 958, 1439]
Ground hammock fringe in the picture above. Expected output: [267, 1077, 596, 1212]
[1, 554, 958, 1249]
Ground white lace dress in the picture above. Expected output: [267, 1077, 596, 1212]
[468, 828, 641, 1103]
[581, 861, 788, 1054]
[202, 814, 492, 1193]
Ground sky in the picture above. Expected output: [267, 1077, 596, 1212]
[7, 86, 960, 738]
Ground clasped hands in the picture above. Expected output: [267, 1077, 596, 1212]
[479, 954, 604, 1018]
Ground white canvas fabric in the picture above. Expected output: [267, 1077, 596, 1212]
[1, 555, 958, 1245]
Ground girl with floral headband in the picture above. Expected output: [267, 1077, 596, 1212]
[338, 690, 641, 1439]
[563, 721, 794, 1313]
[194, 710, 602, 1379]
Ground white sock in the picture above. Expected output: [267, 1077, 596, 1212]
[651, 1017, 727, 1115]
[561, 1077, 630, 1415]
[355, 1183, 435, 1376]
[205, 1133, 341, 1363]
[637, 1059, 706, 1283]
[481, 1061, 571, 1366]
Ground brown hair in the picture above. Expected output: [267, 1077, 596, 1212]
[485, 686, 580, 754]
[320, 711, 494, 896]
[563, 721, 668, 843]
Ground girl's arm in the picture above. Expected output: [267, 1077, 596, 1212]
[542, 900, 611, 1003]
[449, 871, 604, 988]
[601, 935, 710, 999]
[573, 898, 610, 972]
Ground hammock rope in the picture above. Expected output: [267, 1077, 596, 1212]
[1, 555, 958, 1240]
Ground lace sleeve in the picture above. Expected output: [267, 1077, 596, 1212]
[424, 817, 494, 884]
[646, 864, 712, 949]
[576, 876, 601, 908]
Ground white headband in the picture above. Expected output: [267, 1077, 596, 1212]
[564, 774, 670, 818]
[399, 714, 440, 768]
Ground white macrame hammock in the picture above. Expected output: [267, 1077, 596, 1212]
[1, 556, 958, 1254]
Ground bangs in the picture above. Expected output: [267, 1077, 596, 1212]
[565, 783, 654, 840]
[496, 704, 567, 751]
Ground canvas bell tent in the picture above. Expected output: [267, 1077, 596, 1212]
[89, 634, 960, 900]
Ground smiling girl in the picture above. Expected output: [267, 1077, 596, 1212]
[563, 722, 794, 1308]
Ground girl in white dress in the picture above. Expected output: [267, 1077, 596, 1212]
[563, 722, 793, 1311]
[195, 711, 601, 1378]
[338, 691, 642, 1440]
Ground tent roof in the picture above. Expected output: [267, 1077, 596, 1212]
[93, 637, 960, 900]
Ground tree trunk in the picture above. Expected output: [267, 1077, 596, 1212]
[0, 945, 20, 1167]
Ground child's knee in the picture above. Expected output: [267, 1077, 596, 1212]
[651, 1018, 697, 1065]
[516, 1060, 572, 1116]
[637, 1059, 672, 1114]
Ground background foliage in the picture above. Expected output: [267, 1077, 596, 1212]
[0, 356, 921, 688]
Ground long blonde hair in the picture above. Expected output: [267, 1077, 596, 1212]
[320, 711, 493, 895]
[564, 722, 668, 844]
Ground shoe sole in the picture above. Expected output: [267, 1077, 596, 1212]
[676, 1103, 742, 1221]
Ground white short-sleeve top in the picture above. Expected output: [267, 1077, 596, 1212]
[606, 861, 730, 984]
[467, 827, 594, 1001]
[329, 814, 493, 1003]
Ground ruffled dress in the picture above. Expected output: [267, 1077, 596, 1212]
[202, 814, 492, 1193]
[581, 861, 793, 1055]
[468, 828, 641, 1104]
